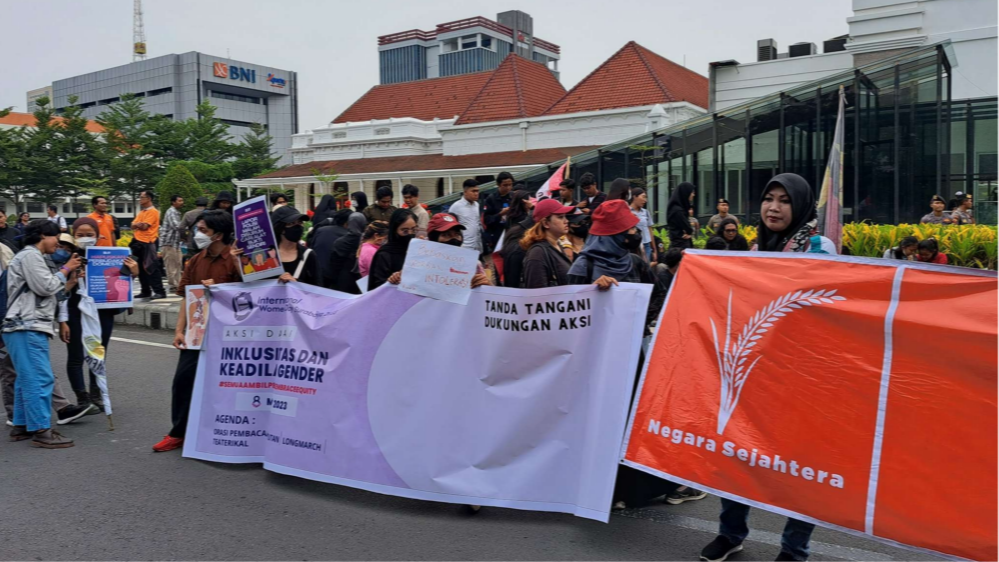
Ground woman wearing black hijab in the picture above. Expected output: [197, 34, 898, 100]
[701, 173, 833, 562]
[350, 191, 369, 214]
[666, 182, 696, 249]
[368, 209, 417, 290]
[755, 173, 835, 254]
[311, 195, 337, 228]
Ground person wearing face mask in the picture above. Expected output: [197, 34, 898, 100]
[152, 211, 240, 453]
[566, 200, 685, 510]
[667, 183, 696, 249]
[326, 213, 367, 293]
[426, 214, 491, 288]
[368, 209, 417, 290]
[270, 206, 318, 286]
[562, 213, 589, 261]
[57, 219, 138, 415]
[4, 220, 82, 448]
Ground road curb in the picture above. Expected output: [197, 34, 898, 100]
[114, 298, 183, 331]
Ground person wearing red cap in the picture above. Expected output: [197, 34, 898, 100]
[567, 199, 665, 320]
[426, 213, 490, 288]
[519, 199, 578, 289]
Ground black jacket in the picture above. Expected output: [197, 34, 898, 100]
[522, 240, 573, 288]
[327, 232, 361, 293]
[497, 218, 533, 288]
[310, 225, 349, 284]
[281, 245, 319, 286]
[481, 191, 513, 252]
[368, 246, 406, 291]
[569, 253, 666, 333]
[0, 225, 20, 252]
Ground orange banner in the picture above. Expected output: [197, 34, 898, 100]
[622, 251, 997, 561]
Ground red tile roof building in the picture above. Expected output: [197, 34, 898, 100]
[455, 55, 567, 125]
[333, 72, 493, 124]
[0, 112, 105, 133]
[543, 41, 709, 115]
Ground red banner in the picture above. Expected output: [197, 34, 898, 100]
[623, 251, 997, 561]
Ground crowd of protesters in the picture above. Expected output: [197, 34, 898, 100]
[0, 171, 979, 562]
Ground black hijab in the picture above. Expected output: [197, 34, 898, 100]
[351, 191, 368, 214]
[312, 195, 337, 226]
[666, 182, 696, 237]
[757, 173, 817, 253]
[368, 209, 416, 290]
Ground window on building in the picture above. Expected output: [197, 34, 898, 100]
[220, 119, 265, 129]
[333, 132, 346, 139]
[26, 202, 44, 213]
[63, 203, 71, 213]
[72, 203, 88, 213]
[147, 87, 173, 97]
[461, 34, 478, 50]
[375, 180, 393, 189]
[114, 203, 128, 214]
[374, 128, 390, 136]
[210, 90, 262, 104]
[481, 35, 493, 50]
[443, 38, 458, 53]
[99, 97, 120, 106]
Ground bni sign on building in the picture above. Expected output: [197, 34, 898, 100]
[49, 52, 299, 164]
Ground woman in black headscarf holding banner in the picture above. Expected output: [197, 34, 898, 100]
[666, 182, 696, 249]
[368, 209, 417, 290]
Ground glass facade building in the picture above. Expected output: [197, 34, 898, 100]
[430, 42, 996, 226]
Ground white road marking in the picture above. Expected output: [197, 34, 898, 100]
[616, 508, 898, 561]
[110, 336, 176, 349]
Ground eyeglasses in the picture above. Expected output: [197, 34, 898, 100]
[398, 227, 417, 236]
[724, 229, 738, 234]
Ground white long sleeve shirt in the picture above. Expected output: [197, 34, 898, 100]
[448, 197, 481, 253]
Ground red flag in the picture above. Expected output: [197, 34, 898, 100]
[535, 159, 569, 200]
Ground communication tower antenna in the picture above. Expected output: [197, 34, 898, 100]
[133, 0, 147, 61]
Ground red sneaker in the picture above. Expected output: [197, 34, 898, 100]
[152, 435, 184, 452]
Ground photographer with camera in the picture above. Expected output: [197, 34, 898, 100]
[55, 218, 138, 417]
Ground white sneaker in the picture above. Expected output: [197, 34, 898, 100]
[5, 419, 12, 427]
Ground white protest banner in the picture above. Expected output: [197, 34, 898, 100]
[398, 238, 479, 305]
[184, 281, 652, 521]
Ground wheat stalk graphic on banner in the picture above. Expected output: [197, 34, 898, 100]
[710, 289, 847, 435]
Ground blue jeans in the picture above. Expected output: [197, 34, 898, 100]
[3, 330, 55, 432]
[644, 242, 653, 262]
[719, 498, 815, 560]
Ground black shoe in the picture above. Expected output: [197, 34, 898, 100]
[56, 403, 90, 425]
[150, 293, 167, 300]
[666, 486, 708, 504]
[701, 536, 744, 562]
[89, 388, 105, 412]
[774, 552, 799, 561]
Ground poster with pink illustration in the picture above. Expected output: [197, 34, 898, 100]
[85, 247, 133, 309]
[184, 281, 651, 521]
[184, 285, 209, 350]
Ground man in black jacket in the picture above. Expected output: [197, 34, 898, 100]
[0, 210, 21, 251]
[309, 210, 352, 286]
[481, 171, 515, 253]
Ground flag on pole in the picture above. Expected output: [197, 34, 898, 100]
[817, 86, 846, 253]
[78, 278, 114, 430]
[535, 157, 570, 200]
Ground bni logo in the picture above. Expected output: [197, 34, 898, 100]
[213, 62, 228, 78]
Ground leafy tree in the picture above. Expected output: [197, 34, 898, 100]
[96, 94, 170, 205]
[173, 101, 236, 163]
[0, 107, 30, 214]
[155, 162, 204, 215]
[232, 122, 279, 179]
[18, 96, 75, 206]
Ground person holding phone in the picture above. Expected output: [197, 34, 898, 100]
[57, 219, 139, 414]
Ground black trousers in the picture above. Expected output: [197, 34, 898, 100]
[130, 240, 165, 296]
[169, 349, 201, 438]
[66, 304, 117, 394]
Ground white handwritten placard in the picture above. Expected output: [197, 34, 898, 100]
[398, 239, 479, 305]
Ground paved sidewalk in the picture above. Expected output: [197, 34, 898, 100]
[115, 293, 183, 331]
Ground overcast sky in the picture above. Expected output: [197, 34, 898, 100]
[2, 0, 850, 129]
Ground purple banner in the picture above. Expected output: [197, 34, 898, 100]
[183, 281, 652, 521]
[233, 196, 281, 282]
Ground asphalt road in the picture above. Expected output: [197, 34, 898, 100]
[0, 325, 943, 561]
